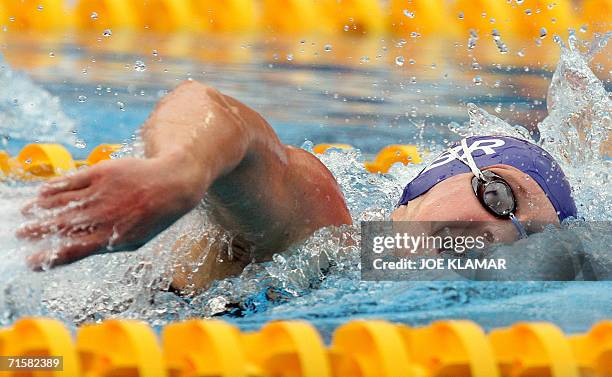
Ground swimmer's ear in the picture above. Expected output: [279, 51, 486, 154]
[40, 169, 93, 197]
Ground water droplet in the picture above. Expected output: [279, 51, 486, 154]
[409, 58, 416, 65]
[286, 53, 293, 61]
[37, 5, 43, 11]
[468, 29, 478, 50]
[395, 56, 405, 66]
[458, 12, 464, 19]
[491, 29, 508, 54]
[516, 0, 524, 4]
[75, 139, 87, 149]
[134, 60, 146, 72]
[473, 76, 482, 85]
[403, 9, 415, 18]
[49, 51, 55, 58]
[324, 44, 332, 52]
[102, 29, 112, 37]
[525, 8, 532, 15]
[117, 101, 125, 111]
[517, 48, 525, 57]
[410, 31, 420, 38]
[579, 24, 588, 33]
[90, 12, 98, 20]
[360, 56, 370, 63]
[78, 95, 87, 103]
[343, 25, 350, 31]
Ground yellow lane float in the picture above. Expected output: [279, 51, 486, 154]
[15, 144, 76, 179]
[244, 321, 331, 377]
[260, 0, 327, 34]
[192, 0, 257, 32]
[581, 0, 612, 33]
[364, 144, 422, 173]
[489, 322, 580, 377]
[74, 0, 140, 31]
[405, 320, 499, 377]
[132, 0, 199, 32]
[570, 321, 612, 377]
[2, 317, 610, 377]
[389, 0, 460, 37]
[2, 143, 419, 180]
[83, 144, 122, 166]
[319, 0, 386, 35]
[331, 320, 415, 377]
[1, 0, 70, 31]
[313, 143, 354, 154]
[77, 320, 166, 377]
[0, 318, 80, 376]
[0, 144, 121, 180]
[0, 0, 602, 37]
[163, 320, 249, 377]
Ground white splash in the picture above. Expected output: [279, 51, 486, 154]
[0, 55, 76, 143]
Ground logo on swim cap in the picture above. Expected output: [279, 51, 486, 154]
[421, 138, 506, 175]
[397, 135, 577, 222]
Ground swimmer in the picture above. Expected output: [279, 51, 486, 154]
[16, 81, 578, 291]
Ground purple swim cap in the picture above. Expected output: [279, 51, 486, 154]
[397, 135, 577, 221]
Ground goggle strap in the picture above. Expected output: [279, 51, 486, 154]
[446, 139, 485, 180]
[509, 212, 529, 239]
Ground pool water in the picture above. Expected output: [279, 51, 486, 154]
[0, 32, 610, 337]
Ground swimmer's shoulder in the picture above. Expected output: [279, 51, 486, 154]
[285, 146, 352, 226]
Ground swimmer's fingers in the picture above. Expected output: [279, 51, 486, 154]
[16, 212, 96, 240]
[16, 219, 67, 240]
[39, 170, 93, 197]
[27, 235, 106, 271]
[21, 190, 93, 216]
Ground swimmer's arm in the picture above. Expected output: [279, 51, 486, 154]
[141, 81, 351, 245]
[18, 81, 351, 270]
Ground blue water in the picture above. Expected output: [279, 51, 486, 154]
[0, 34, 610, 337]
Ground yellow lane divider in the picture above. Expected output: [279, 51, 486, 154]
[571, 321, 612, 377]
[0, 144, 121, 180]
[1, 142, 419, 180]
[74, 0, 140, 31]
[363, 145, 422, 173]
[192, 0, 257, 33]
[77, 320, 166, 377]
[1, 0, 71, 30]
[0, 318, 81, 376]
[312, 143, 423, 174]
[1, 0, 607, 36]
[0, 318, 610, 377]
[489, 322, 580, 377]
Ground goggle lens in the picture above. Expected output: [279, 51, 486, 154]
[482, 181, 515, 216]
[472, 172, 516, 217]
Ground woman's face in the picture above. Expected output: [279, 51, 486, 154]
[390, 164, 559, 243]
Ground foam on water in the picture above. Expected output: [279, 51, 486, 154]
[0, 37, 610, 332]
[0, 55, 76, 144]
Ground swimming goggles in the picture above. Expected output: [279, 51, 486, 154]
[447, 138, 528, 239]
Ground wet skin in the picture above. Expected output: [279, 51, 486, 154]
[16, 81, 560, 292]
[390, 164, 560, 244]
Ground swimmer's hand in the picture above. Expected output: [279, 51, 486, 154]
[17, 156, 202, 270]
